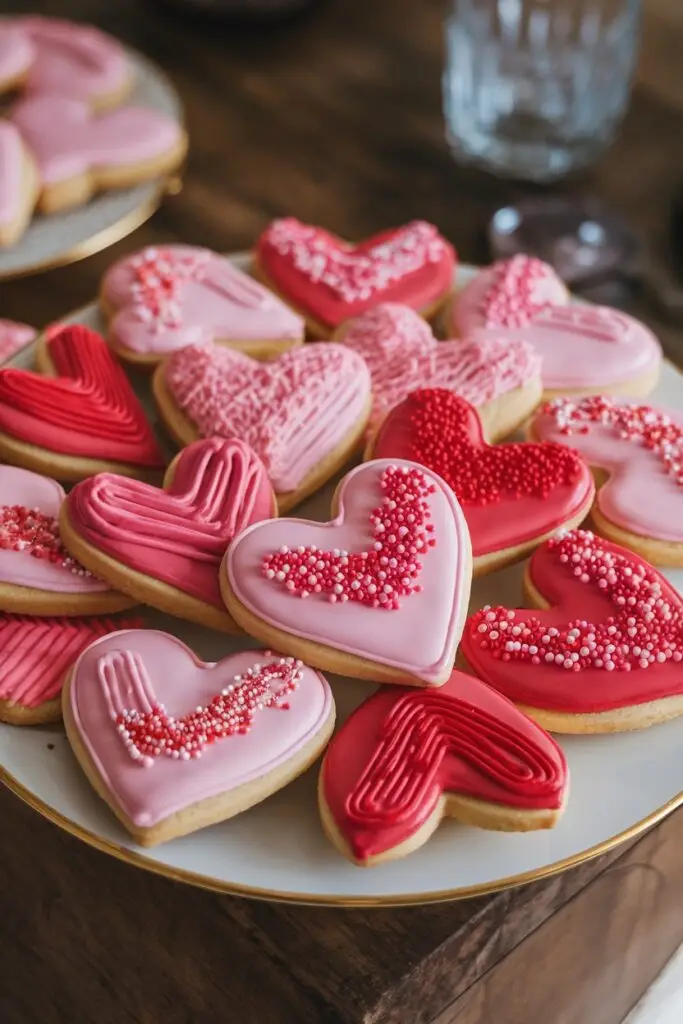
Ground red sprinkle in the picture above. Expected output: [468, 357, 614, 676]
[0, 504, 93, 577]
[129, 247, 208, 331]
[262, 464, 437, 608]
[469, 529, 683, 672]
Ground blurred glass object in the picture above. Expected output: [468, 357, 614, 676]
[443, 0, 642, 181]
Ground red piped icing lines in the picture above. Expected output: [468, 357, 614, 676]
[372, 389, 593, 557]
[262, 464, 436, 607]
[256, 219, 455, 328]
[0, 504, 93, 577]
[321, 670, 567, 861]
[0, 615, 142, 710]
[0, 324, 163, 466]
[100, 649, 301, 766]
[462, 530, 683, 714]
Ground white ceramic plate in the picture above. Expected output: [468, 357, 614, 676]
[0, 45, 183, 280]
[1, 261, 682, 907]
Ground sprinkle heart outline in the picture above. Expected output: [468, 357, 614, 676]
[461, 530, 683, 732]
[223, 458, 472, 687]
[319, 668, 567, 863]
[370, 389, 594, 564]
[64, 630, 335, 846]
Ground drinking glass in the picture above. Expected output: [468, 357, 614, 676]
[443, 0, 642, 181]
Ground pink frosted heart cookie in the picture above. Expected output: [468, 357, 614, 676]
[61, 438, 276, 633]
[63, 631, 335, 846]
[337, 302, 542, 440]
[12, 95, 186, 215]
[0, 121, 39, 248]
[155, 341, 372, 512]
[101, 245, 305, 366]
[319, 668, 568, 866]
[222, 459, 472, 687]
[0, 464, 135, 616]
[0, 613, 142, 725]
[0, 23, 34, 95]
[451, 255, 661, 398]
[0, 319, 36, 363]
[14, 16, 131, 111]
[254, 218, 456, 336]
[531, 395, 683, 566]
[461, 529, 683, 733]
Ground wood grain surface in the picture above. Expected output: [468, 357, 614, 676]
[2, 1, 683, 1022]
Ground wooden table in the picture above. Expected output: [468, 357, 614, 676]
[2, 2, 683, 1022]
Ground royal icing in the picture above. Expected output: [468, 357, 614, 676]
[11, 95, 182, 186]
[462, 530, 683, 714]
[65, 438, 274, 610]
[0, 122, 28, 235]
[0, 319, 36, 364]
[103, 245, 305, 355]
[0, 324, 163, 468]
[339, 303, 541, 430]
[321, 669, 567, 861]
[68, 632, 333, 828]
[0, 614, 141, 711]
[0, 465, 109, 594]
[371, 389, 593, 557]
[13, 16, 129, 106]
[165, 342, 371, 493]
[453, 256, 662, 391]
[533, 396, 683, 544]
[256, 219, 455, 329]
[226, 459, 471, 685]
[0, 23, 34, 88]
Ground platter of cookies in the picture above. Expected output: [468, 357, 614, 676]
[0, 16, 186, 279]
[0, 230, 682, 906]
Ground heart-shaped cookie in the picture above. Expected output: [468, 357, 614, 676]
[101, 245, 305, 365]
[0, 121, 38, 248]
[0, 464, 135, 616]
[155, 341, 372, 512]
[0, 23, 33, 94]
[531, 396, 683, 566]
[461, 529, 683, 733]
[369, 389, 594, 574]
[61, 437, 276, 632]
[12, 94, 186, 214]
[254, 218, 456, 336]
[63, 631, 335, 846]
[319, 668, 567, 865]
[337, 303, 542, 440]
[452, 255, 661, 398]
[223, 459, 472, 686]
[0, 324, 164, 481]
[0, 613, 141, 725]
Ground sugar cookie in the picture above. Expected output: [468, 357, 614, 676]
[0, 121, 39, 248]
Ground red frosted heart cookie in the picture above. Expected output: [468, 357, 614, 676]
[369, 389, 594, 574]
[155, 341, 372, 512]
[61, 437, 276, 633]
[63, 630, 335, 846]
[337, 302, 542, 439]
[451, 255, 661, 398]
[0, 613, 141, 725]
[319, 667, 568, 865]
[0, 324, 164, 481]
[222, 459, 472, 687]
[461, 529, 683, 733]
[254, 218, 456, 336]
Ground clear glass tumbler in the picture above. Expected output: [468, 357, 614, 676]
[443, 0, 642, 181]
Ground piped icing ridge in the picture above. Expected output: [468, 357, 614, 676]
[103, 245, 305, 354]
[0, 324, 163, 467]
[164, 342, 371, 493]
[66, 438, 274, 609]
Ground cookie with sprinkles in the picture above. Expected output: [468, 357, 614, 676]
[319, 667, 568, 866]
[0, 464, 135, 616]
[222, 459, 472, 687]
[450, 255, 661, 399]
[253, 218, 456, 337]
[100, 244, 305, 367]
[368, 389, 594, 575]
[461, 529, 683, 734]
[62, 631, 335, 846]
[531, 396, 683, 567]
